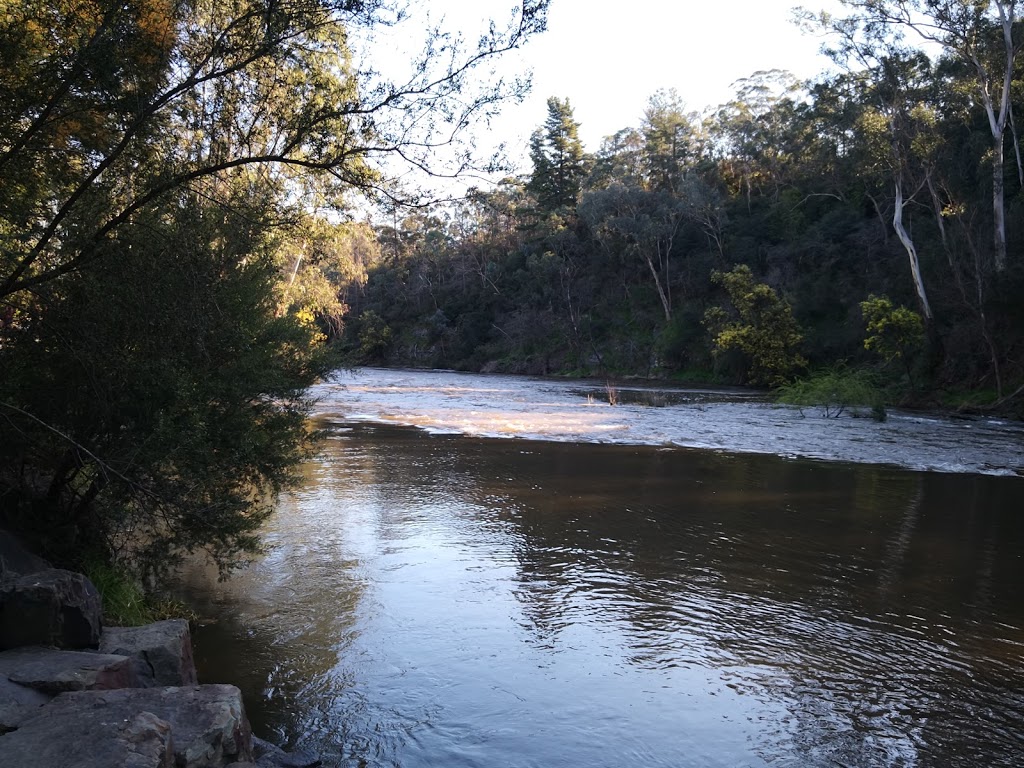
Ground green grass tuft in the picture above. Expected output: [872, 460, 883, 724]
[82, 559, 196, 626]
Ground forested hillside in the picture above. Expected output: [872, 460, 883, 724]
[340, 5, 1023, 411]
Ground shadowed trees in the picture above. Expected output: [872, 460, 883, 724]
[0, 0, 551, 576]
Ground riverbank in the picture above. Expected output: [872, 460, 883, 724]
[0, 530, 319, 767]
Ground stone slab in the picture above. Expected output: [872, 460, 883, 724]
[5, 685, 254, 767]
[0, 647, 138, 694]
[100, 619, 198, 687]
[0, 675, 51, 733]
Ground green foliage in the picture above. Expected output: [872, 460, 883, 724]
[83, 556, 195, 626]
[642, 88, 695, 193]
[274, 219, 377, 339]
[82, 558, 155, 627]
[527, 97, 589, 214]
[0, 0, 552, 583]
[342, 24, 1021, 404]
[357, 309, 393, 360]
[0, 190, 332, 580]
[861, 294, 925, 364]
[704, 266, 808, 387]
[776, 367, 887, 420]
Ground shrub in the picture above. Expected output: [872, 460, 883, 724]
[860, 295, 925, 383]
[704, 265, 807, 387]
[776, 366, 887, 420]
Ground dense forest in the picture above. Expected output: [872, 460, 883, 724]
[1, 0, 1022, 594]
[343, 10, 1024, 407]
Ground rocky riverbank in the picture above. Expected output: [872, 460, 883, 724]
[0, 530, 318, 768]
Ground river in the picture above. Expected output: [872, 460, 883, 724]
[177, 368, 1024, 767]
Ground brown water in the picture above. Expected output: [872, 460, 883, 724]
[178, 418, 1024, 768]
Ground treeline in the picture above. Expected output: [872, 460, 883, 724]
[341, 5, 1023, 408]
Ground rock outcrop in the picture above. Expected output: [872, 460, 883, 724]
[0, 697, 177, 768]
[0, 530, 51, 577]
[249, 736, 323, 768]
[0, 527, 320, 767]
[100, 619, 199, 687]
[0, 568, 104, 650]
[0, 685, 253, 768]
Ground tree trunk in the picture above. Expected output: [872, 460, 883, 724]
[1009, 103, 1024, 188]
[642, 251, 672, 323]
[893, 179, 933, 322]
[993, 135, 1007, 272]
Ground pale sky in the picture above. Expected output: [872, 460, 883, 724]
[357, 0, 846, 190]
[509, 0, 844, 150]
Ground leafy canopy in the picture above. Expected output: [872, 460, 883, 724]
[704, 265, 807, 387]
[0, 0, 550, 577]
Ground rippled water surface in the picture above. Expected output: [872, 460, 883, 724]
[179, 369, 1024, 767]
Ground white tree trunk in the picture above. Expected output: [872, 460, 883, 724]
[993, 135, 1007, 272]
[641, 251, 672, 323]
[976, 0, 1016, 270]
[893, 179, 933, 322]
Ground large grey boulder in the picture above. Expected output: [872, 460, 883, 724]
[0, 530, 51, 577]
[0, 701, 175, 768]
[0, 568, 103, 649]
[0, 675, 50, 734]
[0, 647, 138, 694]
[100, 619, 199, 687]
[0, 684, 254, 767]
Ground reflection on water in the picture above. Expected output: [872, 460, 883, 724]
[178, 420, 1024, 768]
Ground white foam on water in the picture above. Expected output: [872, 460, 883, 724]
[310, 368, 1024, 477]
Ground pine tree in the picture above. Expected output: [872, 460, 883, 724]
[527, 97, 588, 214]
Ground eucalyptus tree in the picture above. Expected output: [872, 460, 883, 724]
[825, 52, 941, 323]
[579, 183, 687, 323]
[641, 88, 697, 193]
[589, 128, 645, 189]
[274, 218, 379, 339]
[824, 0, 1022, 270]
[711, 70, 806, 204]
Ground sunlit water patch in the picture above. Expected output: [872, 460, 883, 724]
[309, 368, 1024, 476]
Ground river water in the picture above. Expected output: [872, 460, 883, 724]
[178, 368, 1024, 767]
